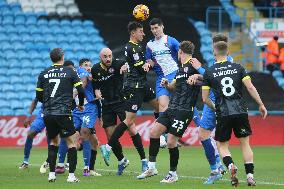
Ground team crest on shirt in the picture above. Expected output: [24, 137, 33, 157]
[133, 53, 140, 61]
[132, 105, 138, 111]
[108, 68, 114, 73]
[184, 67, 188, 73]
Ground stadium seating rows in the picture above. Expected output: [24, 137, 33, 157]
[0, 0, 106, 115]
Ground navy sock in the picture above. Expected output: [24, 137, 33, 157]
[48, 145, 59, 172]
[154, 112, 159, 119]
[108, 122, 128, 147]
[201, 138, 217, 171]
[58, 139, 68, 164]
[82, 140, 91, 167]
[89, 150, 97, 171]
[223, 156, 234, 168]
[245, 163, 254, 174]
[131, 133, 146, 160]
[24, 137, 33, 163]
[169, 147, 179, 172]
[149, 138, 160, 162]
[68, 147, 77, 173]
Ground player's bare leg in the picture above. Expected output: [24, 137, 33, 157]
[218, 141, 239, 187]
[89, 134, 101, 176]
[239, 137, 256, 186]
[137, 122, 166, 179]
[160, 134, 179, 183]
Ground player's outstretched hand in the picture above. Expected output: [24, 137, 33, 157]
[23, 116, 32, 128]
[187, 74, 200, 85]
[190, 58, 202, 70]
[259, 104, 267, 119]
[142, 62, 151, 72]
[120, 63, 129, 74]
[78, 105, 85, 112]
[160, 78, 168, 87]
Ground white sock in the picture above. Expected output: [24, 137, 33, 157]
[23, 161, 29, 164]
[228, 163, 234, 170]
[84, 166, 89, 170]
[69, 173, 74, 177]
[148, 162, 156, 170]
[247, 173, 254, 179]
[57, 163, 64, 167]
[141, 158, 147, 162]
[169, 171, 177, 176]
[106, 144, 112, 151]
[118, 157, 125, 165]
[49, 172, 55, 177]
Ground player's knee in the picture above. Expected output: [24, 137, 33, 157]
[27, 131, 37, 138]
[80, 128, 90, 139]
[150, 128, 160, 139]
[167, 139, 176, 148]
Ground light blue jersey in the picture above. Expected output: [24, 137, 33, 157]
[146, 35, 179, 98]
[29, 106, 45, 133]
[73, 67, 98, 131]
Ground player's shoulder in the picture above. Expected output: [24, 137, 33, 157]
[167, 35, 179, 42]
[92, 62, 101, 70]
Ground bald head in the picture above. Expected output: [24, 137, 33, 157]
[100, 48, 112, 67]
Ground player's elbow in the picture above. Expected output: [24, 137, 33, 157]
[246, 84, 256, 92]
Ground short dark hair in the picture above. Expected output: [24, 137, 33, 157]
[127, 21, 143, 34]
[273, 35, 278, 41]
[79, 58, 91, 66]
[63, 60, 74, 67]
[179, 41, 195, 55]
[214, 41, 228, 56]
[149, 18, 163, 26]
[212, 34, 228, 43]
[50, 48, 64, 63]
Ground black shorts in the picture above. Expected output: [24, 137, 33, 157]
[43, 115, 76, 139]
[215, 114, 252, 142]
[102, 102, 126, 128]
[123, 85, 156, 113]
[156, 109, 193, 137]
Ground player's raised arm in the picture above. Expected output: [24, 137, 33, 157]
[241, 70, 267, 119]
[161, 78, 176, 91]
[36, 73, 44, 103]
[201, 71, 215, 110]
[143, 44, 154, 72]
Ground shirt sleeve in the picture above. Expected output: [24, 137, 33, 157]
[202, 70, 211, 90]
[36, 72, 44, 92]
[240, 65, 251, 81]
[71, 68, 83, 87]
[91, 66, 101, 90]
[145, 44, 152, 61]
[171, 37, 180, 53]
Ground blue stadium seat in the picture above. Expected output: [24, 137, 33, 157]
[21, 92, 33, 101]
[10, 76, 24, 85]
[83, 20, 94, 27]
[0, 67, 8, 75]
[10, 100, 23, 109]
[8, 33, 22, 42]
[48, 19, 60, 27]
[2, 16, 14, 25]
[194, 21, 206, 29]
[26, 15, 37, 25]
[27, 84, 35, 92]
[48, 42, 58, 49]
[29, 26, 41, 35]
[10, 3, 22, 13]
[12, 42, 25, 50]
[87, 29, 99, 36]
[72, 43, 84, 51]
[14, 14, 26, 26]
[18, 50, 31, 59]
[5, 92, 19, 101]
[20, 59, 34, 69]
[17, 26, 29, 35]
[22, 99, 31, 109]
[200, 45, 212, 53]
[22, 75, 34, 84]
[1, 42, 13, 50]
[9, 58, 21, 68]
[39, 25, 52, 34]
[21, 33, 32, 43]
[37, 19, 48, 26]
[7, 68, 21, 76]
[0, 76, 9, 84]
[4, 50, 16, 59]
[33, 33, 45, 43]
[1, 84, 14, 92]
[201, 36, 212, 45]
[85, 43, 95, 51]
[20, 68, 33, 76]
[74, 27, 85, 35]
[0, 100, 10, 109]
[0, 33, 7, 42]
[31, 69, 41, 77]
[56, 34, 67, 43]
[67, 34, 79, 43]
[71, 19, 82, 27]
[272, 70, 282, 78]
[15, 109, 26, 116]
[44, 34, 56, 43]
[60, 19, 71, 26]
[50, 26, 64, 34]
[0, 109, 15, 116]
[78, 34, 89, 43]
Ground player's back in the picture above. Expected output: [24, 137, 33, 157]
[38, 64, 80, 115]
[205, 61, 249, 116]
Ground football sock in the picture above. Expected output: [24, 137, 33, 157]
[58, 139, 68, 164]
[24, 137, 33, 163]
[154, 112, 159, 119]
[82, 140, 91, 167]
[68, 147, 77, 173]
[201, 138, 217, 171]
[245, 163, 254, 178]
[48, 145, 59, 172]
[112, 141, 124, 161]
[169, 147, 179, 172]
[108, 122, 128, 147]
[89, 150, 97, 171]
[131, 133, 146, 160]
[223, 156, 234, 168]
[149, 138, 160, 162]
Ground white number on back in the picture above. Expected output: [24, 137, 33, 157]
[221, 77, 235, 96]
[49, 79, 60, 97]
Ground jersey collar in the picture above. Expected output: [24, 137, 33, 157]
[53, 63, 62, 66]
[215, 60, 227, 64]
[100, 62, 107, 71]
[181, 58, 191, 67]
[129, 40, 138, 45]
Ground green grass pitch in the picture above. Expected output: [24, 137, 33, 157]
[1, 146, 284, 189]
